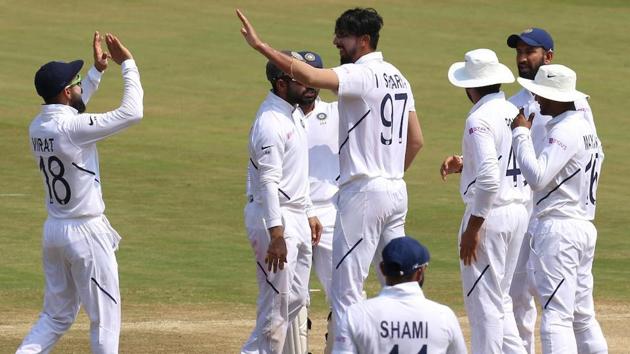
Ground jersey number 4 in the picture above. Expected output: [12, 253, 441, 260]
[380, 93, 408, 145]
[39, 156, 71, 205]
[506, 145, 527, 187]
[389, 344, 427, 354]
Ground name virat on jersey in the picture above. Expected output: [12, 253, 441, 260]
[380, 320, 428, 339]
[32, 137, 55, 153]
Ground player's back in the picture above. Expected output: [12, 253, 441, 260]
[333, 52, 415, 186]
[338, 283, 466, 354]
[460, 93, 529, 207]
[30, 106, 104, 219]
[533, 110, 603, 221]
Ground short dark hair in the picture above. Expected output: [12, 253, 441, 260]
[474, 84, 501, 97]
[335, 8, 383, 50]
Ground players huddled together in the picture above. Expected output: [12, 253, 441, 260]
[237, 7, 607, 354]
[19, 6, 607, 354]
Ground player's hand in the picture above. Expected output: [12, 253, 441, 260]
[308, 216, 322, 246]
[459, 228, 480, 266]
[93, 31, 110, 72]
[511, 107, 535, 130]
[236, 9, 265, 51]
[266, 226, 287, 273]
[105, 33, 133, 65]
[440, 155, 463, 181]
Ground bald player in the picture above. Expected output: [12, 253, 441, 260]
[18, 33, 142, 354]
[511, 64, 607, 354]
[236, 9, 424, 344]
[334, 236, 466, 354]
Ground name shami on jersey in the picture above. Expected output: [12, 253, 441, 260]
[380, 320, 428, 339]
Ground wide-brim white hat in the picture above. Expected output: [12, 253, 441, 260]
[448, 48, 514, 88]
[517, 64, 588, 102]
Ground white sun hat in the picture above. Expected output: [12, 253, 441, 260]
[517, 64, 589, 102]
[448, 48, 515, 88]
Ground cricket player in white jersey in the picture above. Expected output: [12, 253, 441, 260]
[241, 54, 322, 354]
[506, 28, 599, 354]
[511, 64, 607, 354]
[441, 49, 529, 354]
[18, 32, 142, 354]
[294, 50, 339, 302]
[236, 10, 424, 346]
[334, 236, 466, 354]
[291, 50, 340, 353]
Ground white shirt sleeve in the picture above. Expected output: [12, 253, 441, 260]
[332, 64, 372, 98]
[445, 308, 468, 354]
[253, 121, 286, 228]
[407, 92, 416, 112]
[466, 118, 500, 218]
[63, 59, 144, 146]
[80, 66, 103, 105]
[513, 124, 578, 191]
[332, 309, 359, 354]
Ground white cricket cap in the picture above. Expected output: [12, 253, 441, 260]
[448, 48, 515, 88]
[517, 64, 589, 102]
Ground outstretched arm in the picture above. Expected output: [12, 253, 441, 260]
[65, 33, 143, 146]
[236, 9, 339, 90]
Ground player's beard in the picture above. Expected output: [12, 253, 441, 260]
[69, 91, 86, 113]
[519, 57, 545, 80]
[338, 43, 358, 65]
[299, 88, 319, 106]
[286, 84, 305, 106]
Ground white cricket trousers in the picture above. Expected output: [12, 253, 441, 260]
[459, 203, 527, 354]
[312, 201, 336, 301]
[242, 203, 312, 354]
[330, 177, 407, 332]
[530, 217, 608, 354]
[510, 220, 538, 354]
[16, 215, 121, 354]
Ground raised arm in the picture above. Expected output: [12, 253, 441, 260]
[65, 33, 143, 146]
[236, 9, 339, 90]
[81, 32, 110, 104]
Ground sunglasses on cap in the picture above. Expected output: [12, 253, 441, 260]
[65, 74, 82, 89]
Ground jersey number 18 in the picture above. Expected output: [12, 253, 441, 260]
[39, 156, 71, 205]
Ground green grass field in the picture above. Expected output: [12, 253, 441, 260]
[1, 0, 629, 352]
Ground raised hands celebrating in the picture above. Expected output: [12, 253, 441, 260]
[92, 32, 133, 70]
[236, 9, 265, 51]
[93, 31, 109, 72]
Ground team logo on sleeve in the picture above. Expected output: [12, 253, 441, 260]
[468, 126, 488, 135]
[304, 53, 316, 62]
[549, 137, 567, 150]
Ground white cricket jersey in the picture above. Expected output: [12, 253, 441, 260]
[513, 109, 603, 220]
[509, 88, 595, 155]
[333, 282, 467, 354]
[332, 52, 415, 186]
[460, 92, 530, 218]
[29, 60, 143, 219]
[509, 88, 552, 156]
[248, 91, 313, 228]
[294, 97, 340, 204]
